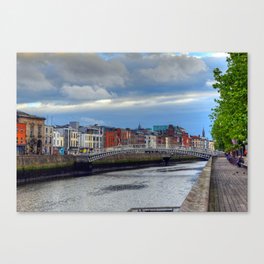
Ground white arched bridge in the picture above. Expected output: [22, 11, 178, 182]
[79, 145, 222, 163]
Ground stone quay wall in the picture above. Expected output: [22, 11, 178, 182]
[180, 157, 213, 212]
[17, 153, 203, 185]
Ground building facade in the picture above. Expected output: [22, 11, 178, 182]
[153, 125, 168, 135]
[104, 130, 118, 148]
[208, 140, 215, 151]
[44, 125, 54, 155]
[145, 134, 157, 148]
[182, 132, 190, 147]
[17, 111, 45, 154]
[17, 123, 27, 155]
[53, 130, 65, 155]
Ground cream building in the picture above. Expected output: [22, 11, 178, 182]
[44, 125, 54, 155]
[145, 135, 157, 148]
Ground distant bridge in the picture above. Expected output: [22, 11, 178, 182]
[79, 145, 223, 163]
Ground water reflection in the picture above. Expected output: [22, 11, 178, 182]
[17, 160, 206, 212]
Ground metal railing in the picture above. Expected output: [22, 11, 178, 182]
[77, 145, 222, 162]
[82, 145, 219, 155]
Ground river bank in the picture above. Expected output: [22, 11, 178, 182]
[17, 153, 204, 185]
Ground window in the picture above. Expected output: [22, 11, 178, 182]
[30, 124, 34, 137]
[38, 125, 42, 137]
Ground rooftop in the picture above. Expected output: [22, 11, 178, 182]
[17, 110, 45, 120]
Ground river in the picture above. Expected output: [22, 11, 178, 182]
[17, 160, 207, 212]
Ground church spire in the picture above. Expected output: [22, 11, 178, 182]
[138, 122, 142, 130]
[202, 127, 205, 138]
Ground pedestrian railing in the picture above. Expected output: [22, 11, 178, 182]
[77, 145, 222, 162]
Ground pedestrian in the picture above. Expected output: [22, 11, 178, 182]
[226, 153, 232, 163]
[244, 149, 247, 157]
[237, 155, 244, 167]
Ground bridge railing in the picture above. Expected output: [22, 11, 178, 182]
[79, 144, 221, 157]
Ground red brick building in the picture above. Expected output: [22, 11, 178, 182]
[182, 132, 190, 147]
[116, 128, 132, 145]
[104, 131, 118, 148]
[167, 124, 175, 137]
[105, 128, 134, 148]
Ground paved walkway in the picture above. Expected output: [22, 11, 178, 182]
[209, 157, 248, 212]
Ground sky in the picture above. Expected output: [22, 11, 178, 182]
[17, 52, 228, 139]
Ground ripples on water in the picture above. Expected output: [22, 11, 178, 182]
[17, 160, 207, 212]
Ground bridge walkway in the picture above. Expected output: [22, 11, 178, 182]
[209, 157, 248, 212]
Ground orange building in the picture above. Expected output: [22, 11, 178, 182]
[17, 123, 26, 154]
[182, 132, 190, 147]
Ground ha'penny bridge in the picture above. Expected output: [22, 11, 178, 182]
[80, 145, 223, 163]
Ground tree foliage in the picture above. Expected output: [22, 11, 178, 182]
[210, 53, 248, 151]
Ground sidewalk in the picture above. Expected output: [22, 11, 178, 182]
[209, 157, 248, 212]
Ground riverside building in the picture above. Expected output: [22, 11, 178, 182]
[17, 111, 46, 154]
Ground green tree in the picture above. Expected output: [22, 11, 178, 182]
[210, 53, 248, 151]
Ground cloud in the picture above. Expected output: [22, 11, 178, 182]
[17, 91, 218, 114]
[17, 56, 54, 92]
[61, 84, 114, 100]
[187, 52, 229, 59]
[17, 53, 214, 105]
[17, 53, 128, 94]
[210, 52, 229, 58]
[118, 53, 207, 84]
[80, 117, 106, 125]
[206, 79, 217, 87]
[51, 53, 128, 87]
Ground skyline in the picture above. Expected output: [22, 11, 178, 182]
[17, 52, 228, 138]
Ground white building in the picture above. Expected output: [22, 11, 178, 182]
[79, 126, 104, 151]
[55, 127, 80, 154]
[53, 130, 64, 148]
[79, 133, 92, 149]
[89, 126, 104, 150]
[53, 130, 65, 155]
[145, 135, 157, 148]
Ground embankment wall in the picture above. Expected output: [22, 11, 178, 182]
[180, 157, 213, 212]
[17, 153, 203, 185]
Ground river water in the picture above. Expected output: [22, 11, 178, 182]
[17, 160, 207, 212]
